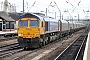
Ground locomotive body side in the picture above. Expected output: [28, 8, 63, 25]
[44, 17, 59, 34]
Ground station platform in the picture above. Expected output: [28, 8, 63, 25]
[83, 31, 90, 60]
[0, 30, 17, 35]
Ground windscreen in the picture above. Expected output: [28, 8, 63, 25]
[19, 20, 28, 27]
[30, 20, 38, 27]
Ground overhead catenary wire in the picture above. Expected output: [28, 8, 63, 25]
[28, 1, 36, 12]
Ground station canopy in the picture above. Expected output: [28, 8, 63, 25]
[0, 15, 15, 21]
[0, 11, 15, 21]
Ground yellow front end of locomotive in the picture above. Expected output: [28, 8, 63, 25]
[18, 28, 40, 38]
[18, 18, 40, 38]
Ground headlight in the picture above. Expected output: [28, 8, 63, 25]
[18, 34, 23, 36]
[35, 34, 39, 36]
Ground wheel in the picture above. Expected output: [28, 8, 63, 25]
[39, 42, 43, 47]
[45, 41, 48, 45]
[23, 47, 27, 50]
[42, 41, 45, 46]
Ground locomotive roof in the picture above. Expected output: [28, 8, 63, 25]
[20, 13, 58, 22]
[43, 16, 58, 22]
[20, 13, 43, 19]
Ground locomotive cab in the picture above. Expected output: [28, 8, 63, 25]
[18, 18, 40, 38]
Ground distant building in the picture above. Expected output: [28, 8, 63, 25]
[0, 0, 16, 13]
[0, 11, 15, 32]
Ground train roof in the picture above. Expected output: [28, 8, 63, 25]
[20, 13, 42, 19]
[43, 16, 58, 22]
[60, 20, 68, 23]
[20, 13, 58, 22]
[67, 21, 74, 23]
[72, 21, 82, 24]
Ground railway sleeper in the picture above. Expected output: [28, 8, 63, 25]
[59, 46, 79, 60]
[73, 42, 82, 46]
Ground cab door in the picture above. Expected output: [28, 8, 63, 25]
[40, 20, 45, 34]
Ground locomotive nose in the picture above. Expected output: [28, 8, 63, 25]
[18, 28, 40, 38]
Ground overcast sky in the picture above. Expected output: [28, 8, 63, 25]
[1, 0, 90, 19]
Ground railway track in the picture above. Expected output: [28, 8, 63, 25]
[0, 42, 18, 48]
[0, 36, 17, 42]
[0, 29, 86, 60]
[0, 43, 20, 52]
[3, 39, 58, 60]
[0, 35, 65, 60]
[12, 39, 63, 60]
[1, 48, 38, 60]
[0, 48, 23, 58]
[0, 42, 22, 58]
[11, 30, 85, 60]
[54, 27, 89, 60]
